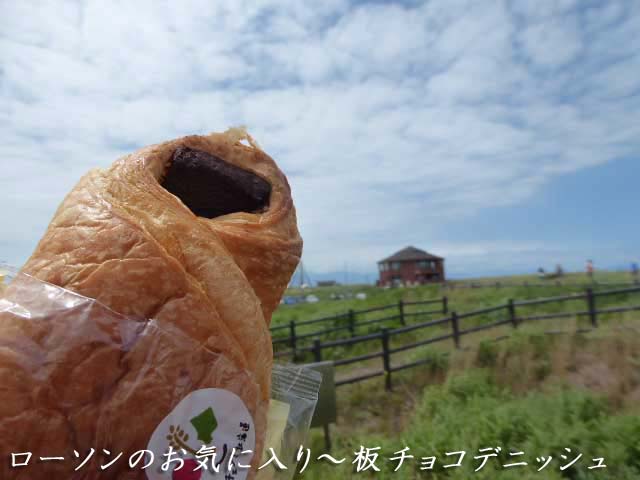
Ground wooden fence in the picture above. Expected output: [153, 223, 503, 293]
[273, 285, 640, 391]
[441, 280, 639, 290]
[270, 297, 448, 358]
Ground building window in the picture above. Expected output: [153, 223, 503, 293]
[391, 262, 401, 271]
[417, 260, 428, 269]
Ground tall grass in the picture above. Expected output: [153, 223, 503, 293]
[295, 329, 640, 479]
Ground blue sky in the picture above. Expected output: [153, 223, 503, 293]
[1, 0, 639, 282]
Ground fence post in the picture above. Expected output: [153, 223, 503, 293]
[398, 300, 405, 325]
[508, 299, 518, 329]
[289, 320, 298, 362]
[348, 309, 355, 337]
[586, 288, 598, 328]
[442, 296, 449, 314]
[451, 312, 460, 349]
[312, 338, 323, 362]
[381, 328, 392, 391]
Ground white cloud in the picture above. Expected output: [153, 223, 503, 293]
[519, 16, 582, 67]
[1, 0, 639, 276]
[510, 0, 577, 20]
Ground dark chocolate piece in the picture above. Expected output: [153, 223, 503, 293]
[161, 146, 271, 219]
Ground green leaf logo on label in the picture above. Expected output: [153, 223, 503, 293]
[190, 407, 218, 444]
[146, 388, 255, 480]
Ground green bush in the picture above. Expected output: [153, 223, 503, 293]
[476, 340, 499, 367]
[383, 371, 640, 479]
[302, 371, 640, 479]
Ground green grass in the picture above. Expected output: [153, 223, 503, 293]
[338, 372, 639, 479]
[273, 283, 442, 326]
[267, 272, 640, 479]
[274, 271, 637, 331]
[272, 271, 640, 368]
[290, 328, 640, 479]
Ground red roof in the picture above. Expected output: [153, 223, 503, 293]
[378, 246, 444, 263]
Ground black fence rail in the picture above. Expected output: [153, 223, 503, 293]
[442, 280, 639, 290]
[275, 285, 640, 390]
[271, 297, 448, 357]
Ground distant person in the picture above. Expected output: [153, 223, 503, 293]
[586, 259, 594, 280]
[631, 262, 639, 282]
[555, 264, 564, 277]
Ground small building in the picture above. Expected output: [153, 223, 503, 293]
[317, 280, 338, 287]
[377, 246, 445, 286]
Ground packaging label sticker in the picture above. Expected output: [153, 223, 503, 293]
[146, 388, 255, 480]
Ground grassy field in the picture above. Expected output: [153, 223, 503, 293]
[293, 325, 640, 479]
[265, 271, 640, 479]
[274, 270, 637, 328]
[272, 271, 640, 367]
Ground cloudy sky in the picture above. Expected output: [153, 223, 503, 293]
[2, 0, 639, 281]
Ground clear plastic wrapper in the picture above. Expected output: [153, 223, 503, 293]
[0, 267, 320, 480]
[256, 365, 322, 480]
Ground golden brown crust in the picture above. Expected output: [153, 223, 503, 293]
[0, 128, 302, 479]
